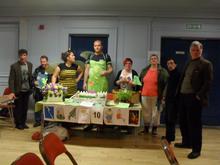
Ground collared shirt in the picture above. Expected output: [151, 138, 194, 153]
[180, 58, 201, 94]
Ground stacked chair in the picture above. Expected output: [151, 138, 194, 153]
[39, 132, 78, 165]
[11, 133, 78, 165]
[11, 152, 44, 165]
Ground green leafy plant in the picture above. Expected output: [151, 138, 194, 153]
[117, 89, 133, 102]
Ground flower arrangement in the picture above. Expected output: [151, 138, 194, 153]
[43, 83, 67, 102]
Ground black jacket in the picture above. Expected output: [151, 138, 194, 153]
[165, 68, 181, 102]
[177, 57, 213, 107]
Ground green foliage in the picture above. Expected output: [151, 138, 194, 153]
[117, 89, 133, 102]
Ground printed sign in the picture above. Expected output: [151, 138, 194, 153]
[77, 106, 91, 124]
[43, 105, 55, 120]
[55, 105, 66, 121]
[104, 107, 129, 125]
[43, 103, 141, 126]
[128, 109, 140, 126]
[113, 108, 129, 126]
[64, 105, 78, 123]
[90, 107, 103, 124]
[104, 108, 114, 125]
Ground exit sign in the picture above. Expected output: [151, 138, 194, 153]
[186, 24, 202, 30]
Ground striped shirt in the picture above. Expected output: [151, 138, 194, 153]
[58, 63, 78, 97]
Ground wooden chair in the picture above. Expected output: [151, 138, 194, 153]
[39, 133, 78, 165]
[161, 136, 180, 165]
[11, 152, 44, 165]
[0, 87, 15, 127]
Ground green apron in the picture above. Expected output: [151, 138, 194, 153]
[87, 59, 108, 92]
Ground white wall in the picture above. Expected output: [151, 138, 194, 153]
[117, 18, 150, 74]
[2, 16, 220, 92]
[27, 17, 61, 68]
[23, 16, 151, 75]
[0, 23, 18, 94]
[1, 15, 220, 121]
[24, 16, 220, 73]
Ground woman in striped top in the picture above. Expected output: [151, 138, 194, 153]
[52, 50, 83, 97]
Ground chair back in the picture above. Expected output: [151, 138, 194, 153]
[3, 87, 12, 95]
[39, 133, 78, 165]
[11, 152, 44, 165]
[161, 137, 180, 165]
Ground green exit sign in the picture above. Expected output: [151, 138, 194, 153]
[186, 24, 202, 30]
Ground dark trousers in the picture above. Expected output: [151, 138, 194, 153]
[178, 94, 202, 153]
[165, 101, 178, 142]
[34, 89, 43, 123]
[14, 91, 30, 126]
[34, 111, 41, 123]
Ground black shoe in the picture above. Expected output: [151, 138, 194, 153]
[174, 143, 191, 149]
[161, 136, 171, 144]
[187, 152, 200, 159]
[33, 122, 41, 127]
[144, 126, 149, 133]
[139, 130, 150, 135]
[16, 125, 24, 130]
[152, 126, 158, 136]
[23, 124, 29, 129]
[138, 126, 149, 135]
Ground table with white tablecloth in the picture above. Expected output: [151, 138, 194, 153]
[39, 100, 141, 127]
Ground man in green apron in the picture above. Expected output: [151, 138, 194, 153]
[83, 40, 113, 131]
[83, 40, 113, 92]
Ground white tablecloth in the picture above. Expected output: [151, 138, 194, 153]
[42, 102, 141, 127]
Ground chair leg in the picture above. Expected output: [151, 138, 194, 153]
[40, 110, 44, 133]
[8, 104, 15, 128]
[66, 151, 78, 165]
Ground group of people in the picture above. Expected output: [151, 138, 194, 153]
[164, 41, 213, 159]
[7, 40, 213, 159]
[8, 40, 112, 129]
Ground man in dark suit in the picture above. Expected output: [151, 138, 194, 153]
[9, 49, 33, 130]
[175, 41, 213, 159]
